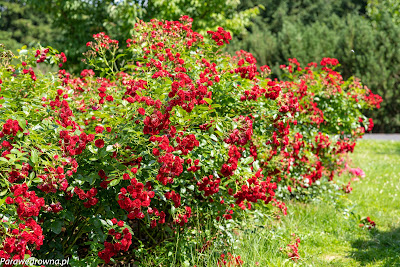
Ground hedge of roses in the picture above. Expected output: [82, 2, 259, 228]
[0, 16, 381, 266]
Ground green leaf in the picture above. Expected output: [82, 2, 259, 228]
[17, 118, 26, 130]
[0, 157, 8, 164]
[109, 178, 121, 187]
[210, 134, 218, 142]
[62, 210, 75, 222]
[32, 178, 43, 183]
[0, 189, 8, 196]
[215, 130, 224, 137]
[203, 98, 212, 104]
[106, 145, 114, 152]
[187, 185, 195, 191]
[50, 220, 64, 234]
[170, 206, 176, 215]
[88, 145, 98, 154]
[0, 196, 7, 207]
[30, 150, 38, 164]
[253, 160, 260, 170]
[216, 123, 223, 132]
[241, 157, 254, 165]
[115, 54, 126, 60]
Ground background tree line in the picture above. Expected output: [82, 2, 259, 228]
[0, 0, 398, 132]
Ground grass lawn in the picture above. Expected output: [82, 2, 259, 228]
[226, 140, 400, 266]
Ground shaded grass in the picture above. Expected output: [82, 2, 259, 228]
[224, 140, 400, 266]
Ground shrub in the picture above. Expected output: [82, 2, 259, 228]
[0, 17, 380, 265]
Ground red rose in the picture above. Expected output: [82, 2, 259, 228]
[152, 148, 160, 156]
[88, 134, 95, 141]
[95, 126, 104, 133]
[5, 197, 14, 204]
[95, 139, 105, 148]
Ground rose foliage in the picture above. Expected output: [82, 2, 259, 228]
[0, 16, 381, 265]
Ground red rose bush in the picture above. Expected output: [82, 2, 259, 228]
[0, 17, 381, 265]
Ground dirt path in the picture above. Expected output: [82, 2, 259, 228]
[362, 134, 400, 141]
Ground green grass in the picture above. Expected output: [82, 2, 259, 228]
[222, 140, 400, 266]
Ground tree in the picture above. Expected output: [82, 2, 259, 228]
[367, 0, 400, 25]
[142, 0, 259, 35]
[26, 0, 259, 71]
[0, 0, 56, 52]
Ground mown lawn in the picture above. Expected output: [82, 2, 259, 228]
[223, 140, 400, 266]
